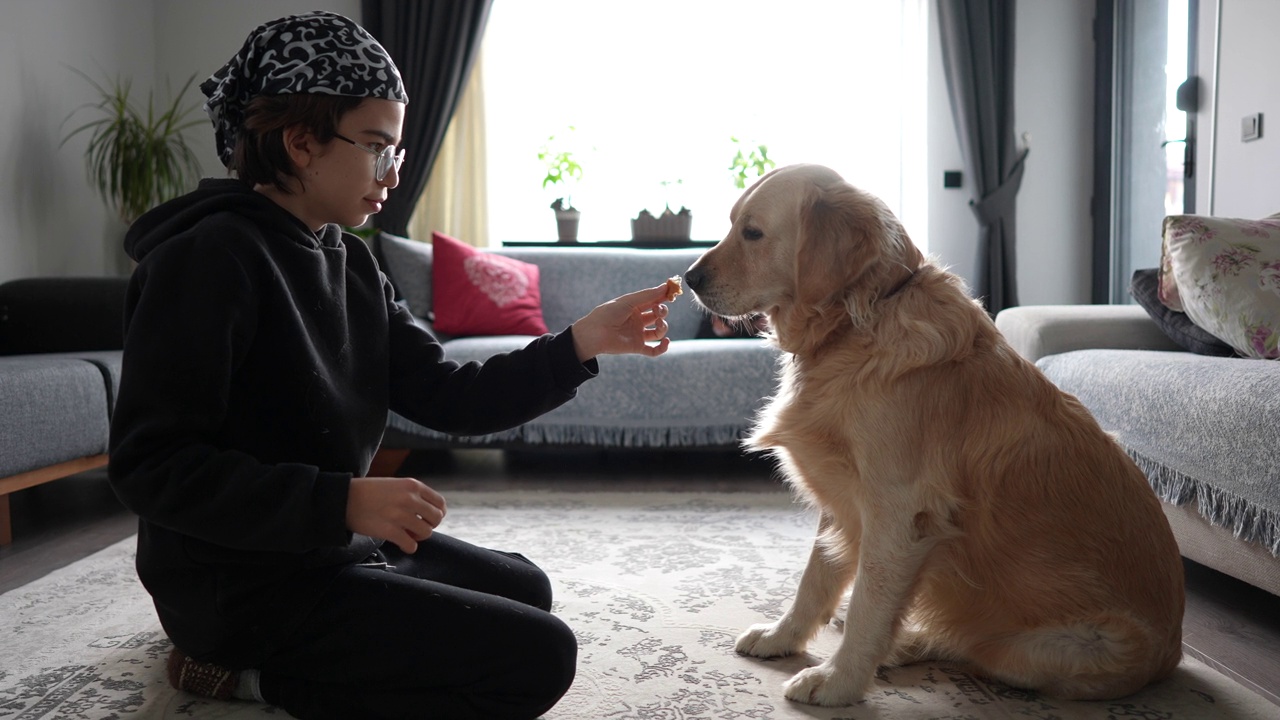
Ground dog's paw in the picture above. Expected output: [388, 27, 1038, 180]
[783, 663, 866, 707]
[736, 622, 806, 658]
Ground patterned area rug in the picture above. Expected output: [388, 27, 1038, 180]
[1, 490, 1275, 719]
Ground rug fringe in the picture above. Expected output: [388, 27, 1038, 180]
[1127, 448, 1280, 557]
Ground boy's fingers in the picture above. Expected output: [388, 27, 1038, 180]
[395, 534, 418, 554]
[646, 337, 671, 356]
[418, 484, 446, 510]
[616, 284, 671, 307]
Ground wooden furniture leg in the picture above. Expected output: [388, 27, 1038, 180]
[0, 492, 10, 547]
[369, 447, 411, 477]
[0, 454, 110, 546]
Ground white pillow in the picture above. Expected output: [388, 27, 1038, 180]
[1160, 212, 1280, 359]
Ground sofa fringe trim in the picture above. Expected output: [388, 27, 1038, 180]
[386, 419, 749, 449]
[1127, 448, 1280, 558]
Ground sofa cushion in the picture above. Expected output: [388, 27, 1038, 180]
[1160, 212, 1280, 358]
[499, 247, 706, 339]
[45, 350, 123, 415]
[374, 233, 710, 340]
[431, 232, 549, 337]
[1129, 269, 1236, 357]
[386, 337, 781, 448]
[0, 356, 111, 477]
[1036, 349, 1280, 556]
[373, 231, 434, 318]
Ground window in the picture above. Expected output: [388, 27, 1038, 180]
[482, 0, 927, 247]
[1093, 0, 1196, 303]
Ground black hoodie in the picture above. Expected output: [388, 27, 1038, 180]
[109, 178, 595, 657]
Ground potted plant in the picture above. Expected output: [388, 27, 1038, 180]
[538, 127, 584, 243]
[61, 70, 204, 225]
[631, 178, 692, 245]
[728, 136, 776, 189]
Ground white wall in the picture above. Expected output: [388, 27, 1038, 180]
[152, 0, 360, 177]
[938, 0, 1278, 306]
[925, 5, 976, 289]
[1198, 0, 1280, 218]
[926, 0, 1095, 305]
[1012, 0, 1096, 305]
[0, 0, 154, 281]
[0, 0, 357, 284]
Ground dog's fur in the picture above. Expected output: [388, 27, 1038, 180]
[684, 164, 1185, 707]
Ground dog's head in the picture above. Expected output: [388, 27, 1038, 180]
[685, 164, 921, 351]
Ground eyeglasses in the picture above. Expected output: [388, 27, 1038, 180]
[332, 133, 405, 182]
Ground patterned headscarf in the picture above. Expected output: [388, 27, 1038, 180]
[201, 11, 408, 167]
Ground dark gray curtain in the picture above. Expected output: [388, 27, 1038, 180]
[361, 0, 492, 235]
[936, 0, 1027, 315]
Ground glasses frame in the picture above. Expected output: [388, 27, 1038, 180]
[332, 132, 405, 182]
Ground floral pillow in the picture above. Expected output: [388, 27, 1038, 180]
[431, 231, 550, 337]
[1159, 212, 1280, 359]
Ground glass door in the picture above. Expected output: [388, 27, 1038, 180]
[1093, 0, 1197, 303]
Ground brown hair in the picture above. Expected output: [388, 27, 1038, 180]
[229, 94, 364, 193]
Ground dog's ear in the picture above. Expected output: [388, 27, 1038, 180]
[796, 180, 923, 328]
[794, 180, 883, 315]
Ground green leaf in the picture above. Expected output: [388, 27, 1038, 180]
[61, 67, 204, 223]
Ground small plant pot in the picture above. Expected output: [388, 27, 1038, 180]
[630, 206, 692, 245]
[555, 209, 581, 243]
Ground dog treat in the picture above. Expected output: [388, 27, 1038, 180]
[664, 275, 683, 302]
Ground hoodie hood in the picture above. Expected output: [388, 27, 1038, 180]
[125, 178, 339, 262]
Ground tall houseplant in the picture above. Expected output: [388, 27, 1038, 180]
[61, 70, 204, 226]
[538, 127, 584, 243]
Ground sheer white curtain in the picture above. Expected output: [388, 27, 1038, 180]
[481, 0, 927, 248]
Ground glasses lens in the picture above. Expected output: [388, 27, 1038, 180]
[375, 146, 405, 181]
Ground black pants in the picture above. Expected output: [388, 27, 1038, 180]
[250, 533, 577, 719]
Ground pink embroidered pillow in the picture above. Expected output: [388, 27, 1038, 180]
[1159, 212, 1280, 359]
[431, 231, 549, 336]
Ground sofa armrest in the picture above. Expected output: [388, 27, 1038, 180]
[994, 304, 1182, 363]
[0, 277, 129, 355]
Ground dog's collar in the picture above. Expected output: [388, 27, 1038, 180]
[882, 269, 917, 299]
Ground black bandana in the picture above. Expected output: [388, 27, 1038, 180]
[201, 11, 408, 167]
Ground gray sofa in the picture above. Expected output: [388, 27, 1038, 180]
[372, 231, 782, 451]
[0, 236, 781, 542]
[995, 303, 1280, 598]
[0, 277, 126, 545]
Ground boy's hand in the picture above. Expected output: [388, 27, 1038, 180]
[571, 283, 673, 361]
[346, 477, 447, 554]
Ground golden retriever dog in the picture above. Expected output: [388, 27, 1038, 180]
[683, 164, 1184, 707]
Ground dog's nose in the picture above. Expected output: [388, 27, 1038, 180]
[685, 266, 706, 293]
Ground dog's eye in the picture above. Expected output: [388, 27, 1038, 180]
[743, 227, 764, 241]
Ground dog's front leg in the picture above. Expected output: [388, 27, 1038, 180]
[737, 512, 855, 658]
[784, 512, 929, 706]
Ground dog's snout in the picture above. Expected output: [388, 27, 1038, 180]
[684, 266, 707, 293]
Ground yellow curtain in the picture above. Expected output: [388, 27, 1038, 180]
[408, 50, 489, 248]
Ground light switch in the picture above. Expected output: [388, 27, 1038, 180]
[1242, 113, 1263, 142]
